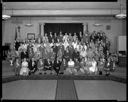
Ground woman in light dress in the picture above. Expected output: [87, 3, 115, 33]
[20, 58, 29, 76]
[66, 58, 75, 74]
[88, 57, 98, 74]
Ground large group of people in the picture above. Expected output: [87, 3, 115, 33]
[7, 30, 118, 76]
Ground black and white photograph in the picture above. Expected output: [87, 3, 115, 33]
[2, 0, 126, 101]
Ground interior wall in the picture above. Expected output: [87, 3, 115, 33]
[2, 17, 126, 52]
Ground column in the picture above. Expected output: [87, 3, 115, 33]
[41, 23, 45, 37]
[83, 23, 86, 34]
[83, 23, 89, 34]
[39, 23, 42, 36]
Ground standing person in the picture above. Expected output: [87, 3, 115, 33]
[14, 39, 21, 52]
[52, 43, 58, 56]
[57, 31, 63, 43]
[68, 33, 73, 43]
[49, 32, 53, 43]
[83, 33, 89, 44]
[68, 44, 74, 60]
[54, 33, 58, 43]
[63, 39, 69, 50]
[80, 47, 87, 60]
[20, 49, 28, 61]
[72, 40, 78, 50]
[27, 42, 34, 60]
[73, 33, 77, 42]
[79, 31, 83, 41]
[20, 58, 29, 76]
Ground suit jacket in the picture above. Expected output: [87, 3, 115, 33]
[44, 60, 52, 69]
[21, 51, 29, 59]
[54, 60, 62, 68]
[29, 60, 37, 71]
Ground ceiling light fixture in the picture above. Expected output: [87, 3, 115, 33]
[25, 17, 33, 27]
[2, 1, 11, 20]
[115, 1, 126, 19]
[93, 23, 103, 27]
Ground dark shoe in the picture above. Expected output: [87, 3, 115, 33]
[106, 73, 110, 76]
[59, 72, 64, 74]
[99, 71, 102, 75]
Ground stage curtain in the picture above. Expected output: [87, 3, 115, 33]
[44, 23, 83, 36]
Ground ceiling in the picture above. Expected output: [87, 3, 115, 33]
[5, 1, 126, 10]
[2, 0, 126, 16]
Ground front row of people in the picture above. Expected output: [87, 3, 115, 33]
[13, 55, 115, 76]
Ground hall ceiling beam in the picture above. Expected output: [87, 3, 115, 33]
[5, 9, 126, 16]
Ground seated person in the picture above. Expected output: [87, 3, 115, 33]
[104, 57, 113, 76]
[97, 57, 105, 75]
[14, 57, 21, 76]
[66, 58, 75, 74]
[44, 58, 52, 74]
[7, 48, 16, 66]
[73, 58, 80, 75]
[35, 58, 44, 75]
[51, 57, 56, 74]
[110, 55, 117, 72]
[54, 57, 62, 76]
[59, 58, 67, 74]
[88, 57, 97, 74]
[63, 48, 70, 62]
[73, 48, 80, 62]
[79, 58, 86, 74]
[20, 58, 29, 76]
[28, 57, 37, 75]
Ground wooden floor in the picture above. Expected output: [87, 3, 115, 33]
[2, 60, 127, 101]
[2, 80, 126, 101]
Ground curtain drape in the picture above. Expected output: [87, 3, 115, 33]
[44, 23, 83, 36]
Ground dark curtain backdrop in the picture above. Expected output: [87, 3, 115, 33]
[44, 23, 83, 36]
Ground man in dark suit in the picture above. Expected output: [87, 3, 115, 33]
[44, 58, 52, 74]
[28, 58, 37, 75]
[21, 49, 29, 61]
[54, 57, 62, 76]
